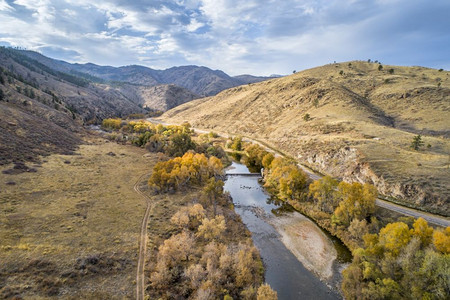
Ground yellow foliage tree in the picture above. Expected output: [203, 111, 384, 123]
[234, 243, 263, 289]
[411, 217, 434, 248]
[333, 182, 377, 226]
[262, 153, 274, 170]
[196, 215, 226, 241]
[432, 226, 450, 254]
[101, 118, 122, 129]
[308, 175, 339, 213]
[264, 158, 309, 202]
[379, 222, 412, 256]
[148, 152, 223, 192]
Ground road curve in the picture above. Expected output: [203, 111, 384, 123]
[134, 172, 153, 300]
[149, 118, 449, 228]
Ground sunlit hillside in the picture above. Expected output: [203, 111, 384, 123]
[161, 61, 450, 215]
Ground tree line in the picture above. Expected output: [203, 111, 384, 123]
[151, 203, 277, 299]
[101, 119, 227, 160]
[240, 143, 449, 299]
[144, 134, 277, 299]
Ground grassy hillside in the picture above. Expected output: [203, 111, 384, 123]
[161, 61, 450, 215]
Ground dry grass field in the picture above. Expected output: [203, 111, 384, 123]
[0, 135, 157, 299]
[161, 61, 450, 215]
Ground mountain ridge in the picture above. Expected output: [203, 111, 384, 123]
[20, 49, 276, 96]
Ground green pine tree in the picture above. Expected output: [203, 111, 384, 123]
[411, 135, 424, 150]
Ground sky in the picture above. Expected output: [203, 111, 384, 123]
[0, 0, 449, 76]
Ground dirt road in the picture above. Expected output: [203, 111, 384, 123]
[134, 172, 153, 300]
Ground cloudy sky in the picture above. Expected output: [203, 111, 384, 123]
[0, 0, 449, 75]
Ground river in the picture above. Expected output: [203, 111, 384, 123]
[224, 162, 345, 299]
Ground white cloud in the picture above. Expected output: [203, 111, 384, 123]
[186, 18, 203, 32]
[0, 0, 448, 75]
[0, 0, 13, 11]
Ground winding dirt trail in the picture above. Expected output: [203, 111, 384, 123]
[134, 172, 153, 300]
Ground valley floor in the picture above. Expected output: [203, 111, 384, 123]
[0, 134, 157, 299]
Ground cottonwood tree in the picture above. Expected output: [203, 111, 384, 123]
[433, 227, 450, 254]
[196, 215, 226, 241]
[264, 158, 309, 202]
[308, 175, 339, 213]
[342, 218, 450, 300]
[171, 204, 206, 230]
[332, 182, 377, 227]
[202, 177, 224, 216]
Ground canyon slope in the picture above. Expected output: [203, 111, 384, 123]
[161, 61, 450, 216]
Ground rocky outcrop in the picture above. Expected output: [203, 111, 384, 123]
[299, 146, 448, 216]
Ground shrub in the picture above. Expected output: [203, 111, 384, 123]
[303, 113, 311, 121]
[208, 131, 218, 138]
[313, 98, 319, 108]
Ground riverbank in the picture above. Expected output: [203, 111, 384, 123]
[224, 163, 342, 298]
[269, 212, 337, 280]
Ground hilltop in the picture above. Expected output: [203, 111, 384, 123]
[160, 61, 450, 216]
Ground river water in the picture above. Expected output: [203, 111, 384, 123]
[224, 162, 342, 300]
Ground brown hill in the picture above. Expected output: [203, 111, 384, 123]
[161, 61, 450, 215]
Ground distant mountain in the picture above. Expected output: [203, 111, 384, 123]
[20, 50, 277, 97]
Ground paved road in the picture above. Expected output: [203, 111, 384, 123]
[149, 118, 450, 228]
[375, 199, 450, 227]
